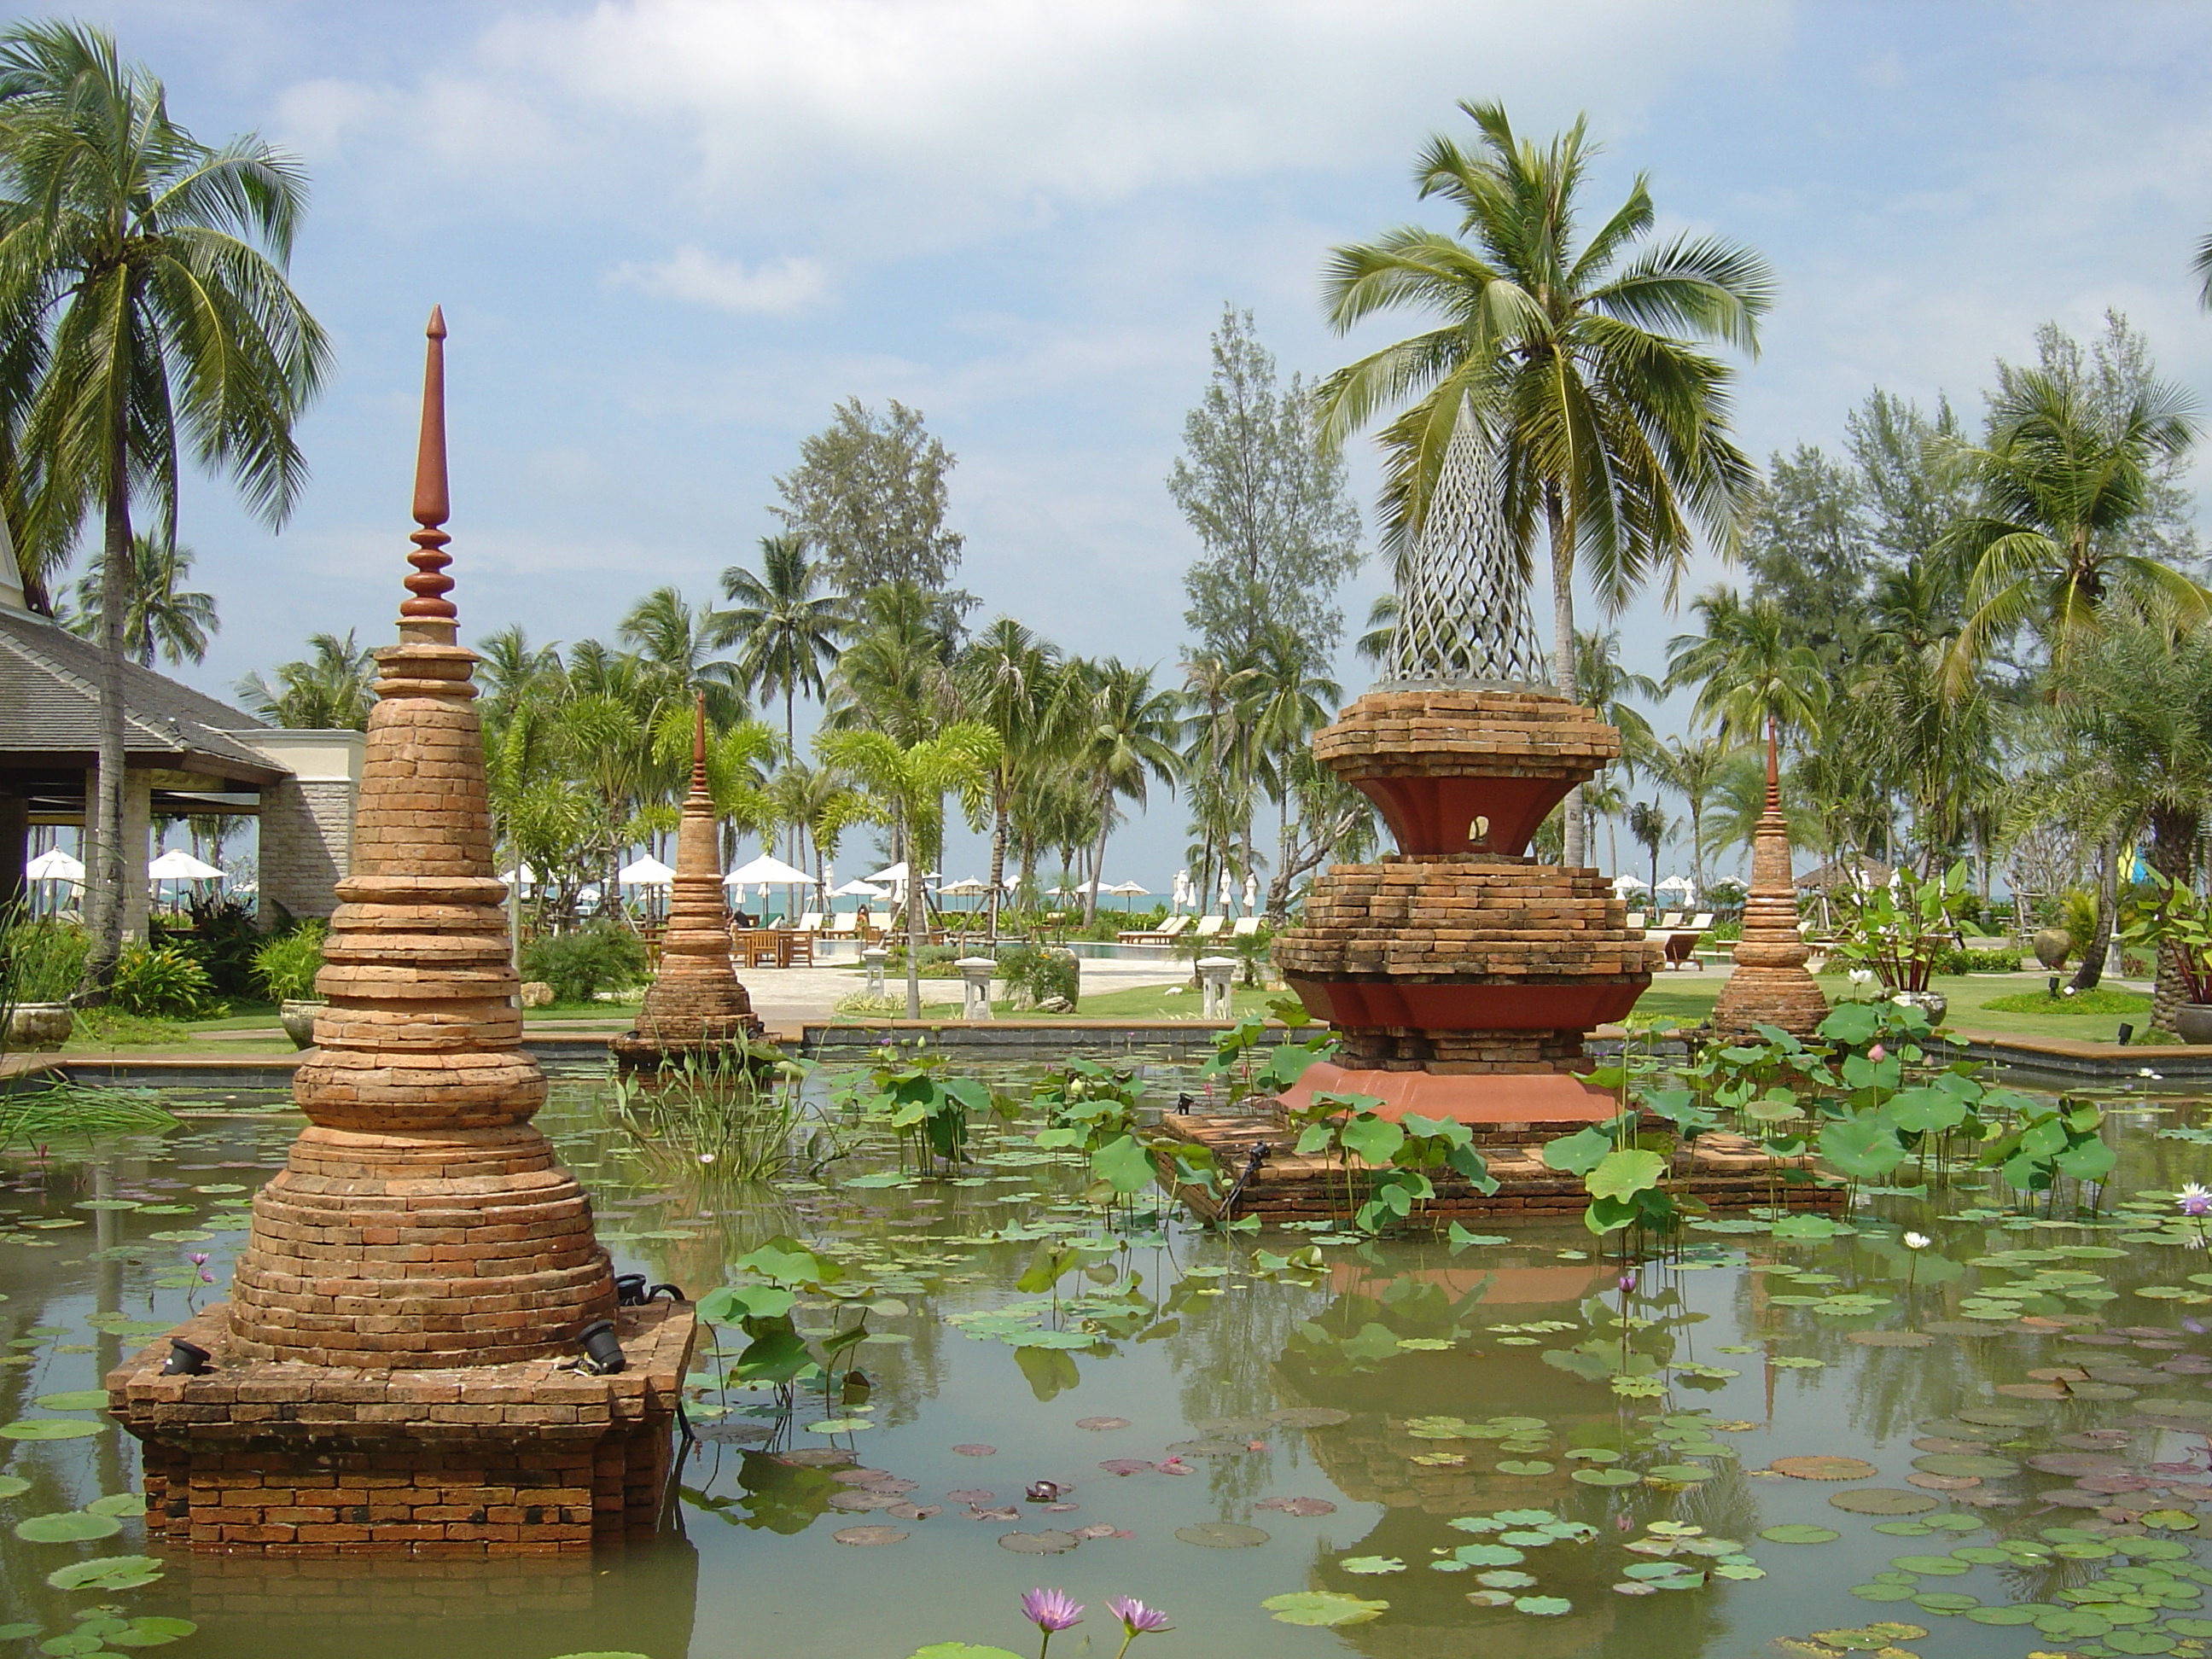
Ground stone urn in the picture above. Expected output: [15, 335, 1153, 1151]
[2032, 928, 2072, 970]
[6, 1002, 73, 1051]
[1888, 988, 1947, 1025]
[278, 999, 323, 1050]
[2174, 1004, 2212, 1045]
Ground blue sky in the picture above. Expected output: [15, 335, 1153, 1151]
[27, 0, 2212, 889]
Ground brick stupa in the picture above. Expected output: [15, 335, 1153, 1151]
[1709, 731, 1826, 1038]
[107, 310, 695, 1555]
[1271, 686, 1663, 1124]
[612, 694, 760, 1070]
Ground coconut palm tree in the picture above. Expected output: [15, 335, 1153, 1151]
[1943, 364, 2205, 680]
[1644, 732, 1736, 892]
[1071, 660, 1181, 928]
[63, 533, 216, 666]
[1627, 799, 1670, 899]
[817, 723, 998, 1017]
[617, 585, 748, 725]
[1666, 591, 1828, 825]
[1318, 101, 1772, 866]
[235, 631, 375, 730]
[720, 533, 847, 753]
[958, 617, 1067, 935]
[0, 21, 330, 993]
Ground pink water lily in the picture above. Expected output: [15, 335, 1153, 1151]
[1020, 1586, 1083, 1659]
[1107, 1596, 1173, 1642]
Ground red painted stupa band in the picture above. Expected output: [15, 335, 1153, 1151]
[1272, 685, 1663, 1123]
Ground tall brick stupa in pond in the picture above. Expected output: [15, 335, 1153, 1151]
[1271, 434, 1663, 1124]
[107, 311, 695, 1555]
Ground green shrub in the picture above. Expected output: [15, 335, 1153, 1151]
[1982, 986, 2149, 1016]
[157, 896, 263, 997]
[112, 943, 217, 1018]
[72, 1006, 194, 1046]
[4, 917, 89, 1002]
[522, 923, 646, 1004]
[252, 921, 328, 1002]
[998, 944, 1079, 1010]
[882, 944, 962, 977]
[1932, 946, 2023, 975]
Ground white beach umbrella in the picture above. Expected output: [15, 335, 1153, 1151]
[148, 848, 223, 880]
[865, 860, 909, 886]
[616, 856, 675, 886]
[940, 877, 989, 894]
[1612, 874, 1650, 894]
[726, 854, 817, 886]
[1106, 881, 1150, 895]
[25, 848, 83, 882]
[1218, 869, 1233, 912]
[1655, 875, 1697, 896]
[1243, 873, 1258, 914]
[498, 865, 539, 887]
[832, 878, 888, 899]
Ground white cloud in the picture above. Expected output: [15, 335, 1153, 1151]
[609, 247, 830, 314]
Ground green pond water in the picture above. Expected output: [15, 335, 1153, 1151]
[8, 1064, 2212, 1659]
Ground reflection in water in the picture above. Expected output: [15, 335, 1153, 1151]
[7, 1071, 2212, 1658]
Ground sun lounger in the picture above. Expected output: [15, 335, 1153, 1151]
[1655, 911, 1685, 931]
[1231, 917, 1261, 937]
[1190, 915, 1226, 940]
[1663, 911, 1714, 970]
[1624, 911, 1645, 931]
[1117, 914, 1192, 946]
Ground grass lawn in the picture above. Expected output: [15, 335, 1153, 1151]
[992, 981, 1285, 1022]
[1621, 970, 2157, 1046]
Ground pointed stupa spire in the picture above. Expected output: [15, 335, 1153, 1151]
[225, 309, 616, 1367]
[614, 691, 760, 1068]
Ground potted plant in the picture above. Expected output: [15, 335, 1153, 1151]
[252, 922, 328, 1049]
[1828, 860, 1975, 1024]
[1, 910, 86, 1051]
[2120, 876, 2212, 1044]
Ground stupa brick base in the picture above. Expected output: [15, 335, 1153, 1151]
[1154, 1115, 1845, 1225]
[106, 1304, 693, 1554]
[1266, 687, 1662, 1130]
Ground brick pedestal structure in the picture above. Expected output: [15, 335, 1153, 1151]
[108, 311, 692, 1554]
[1271, 687, 1661, 1125]
[1710, 736, 1826, 1039]
[613, 696, 760, 1070]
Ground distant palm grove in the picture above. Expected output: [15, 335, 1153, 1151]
[5, 32, 2211, 994]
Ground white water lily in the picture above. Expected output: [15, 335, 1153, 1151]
[1902, 1232, 1930, 1250]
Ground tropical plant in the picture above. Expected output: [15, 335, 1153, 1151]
[1828, 860, 1976, 995]
[720, 533, 847, 754]
[2120, 875, 2212, 1006]
[1318, 100, 1772, 865]
[1071, 659, 1180, 928]
[1626, 800, 1669, 898]
[519, 922, 646, 1005]
[249, 920, 325, 1003]
[1644, 734, 1733, 891]
[111, 940, 214, 1017]
[61, 533, 215, 665]
[236, 630, 375, 730]
[959, 617, 1067, 934]
[0, 21, 329, 996]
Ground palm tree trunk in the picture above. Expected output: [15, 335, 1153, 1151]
[1547, 493, 1583, 868]
[987, 777, 1010, 940]
[901, 813, 923, 1021]
[79, 457, 135, 1000]
[1087, 807, 1112, 929]
[2072, 835, 2116, 993]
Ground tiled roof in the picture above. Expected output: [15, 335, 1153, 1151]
[0, 606, 283, 780]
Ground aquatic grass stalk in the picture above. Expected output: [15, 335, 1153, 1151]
[0, 1082, 178, 1150]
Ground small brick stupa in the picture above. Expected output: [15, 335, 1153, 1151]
[1709, 733, 1826, 1038]
[613, 694, 760, 1071]
[106, 310, 694, 1555]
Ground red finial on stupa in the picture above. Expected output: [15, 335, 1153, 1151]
[401, 306, 455, 627]
[692, 690, 708, 784]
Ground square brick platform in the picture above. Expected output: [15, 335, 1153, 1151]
[105, 1302, 694, 1555]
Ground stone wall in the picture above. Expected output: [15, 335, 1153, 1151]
[257, 777, 354, 925]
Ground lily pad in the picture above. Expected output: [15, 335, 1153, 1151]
[1646, 1464, 1715, 1483]
[997, 1529, 1080, 1554]
[15, 1511, 122, 1543]
[1339, 1556, 1405, 1575]
[46, 1555, 162, 1591]
[1515, 1596, 1573, 1615]
[1772, 1455, 1878, 1481]
[1848, 1330, 1936, 1348]
[33, 1391, 110, 1412]
[1266, 1406, 1351, 1429]
[1572, 1468, 1641, 1487]
[0, 1419, 102, 1441]
[1760, 1524, 1842, 1544]
[1175, 1521, 1268, 1548]
[1831, 1488, 1939, 1516]
[1912, 1453, 2019, 1478]
[84, 1494, 143, 1518]
[1262, 1591, 1386, 1627]
[1254, 1496, 1336, 1516]
[831, 1526, 908, 1545]
[0, 1476, 28, 1499]
[1074, 1417, 1130, 1430]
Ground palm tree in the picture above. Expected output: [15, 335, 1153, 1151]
[63, 533, 215, 665]
[0, 22, 330, 993]
[1627, 799, 1670, 898]
[1666, 591, 1828, 840]
[958, 616, 1065, 936]
[1245, 622, 1340, 915]
[817, 722, 998, 1017]
[827, 579, 958, 746]
[1943, 365, 2205, 680]
[1318, 101, 1772, 867]
[1072, 660, 1181, 927]
[1644, 733, 1735, 892]
[617, 585, 748, 725]
[236, 631, 375, 729]
[720, 533, 847, 753]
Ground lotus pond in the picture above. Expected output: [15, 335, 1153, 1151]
[10, 1054, 2212, 1659]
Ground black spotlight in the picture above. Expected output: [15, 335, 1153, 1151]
[577, 1318, 626, 1375]
[614, 1273, 649, 1307]
[2049, 975, 2062, 998]
[2118, 1022, 2136, 1048]
[161, 1338, 212, 1377]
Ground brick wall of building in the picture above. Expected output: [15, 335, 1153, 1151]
[257, 777, 355, 926]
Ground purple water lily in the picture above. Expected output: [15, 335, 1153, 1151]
[1107, 1596, 1173, 1657]
[1021, 1587, 1083, 1659]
